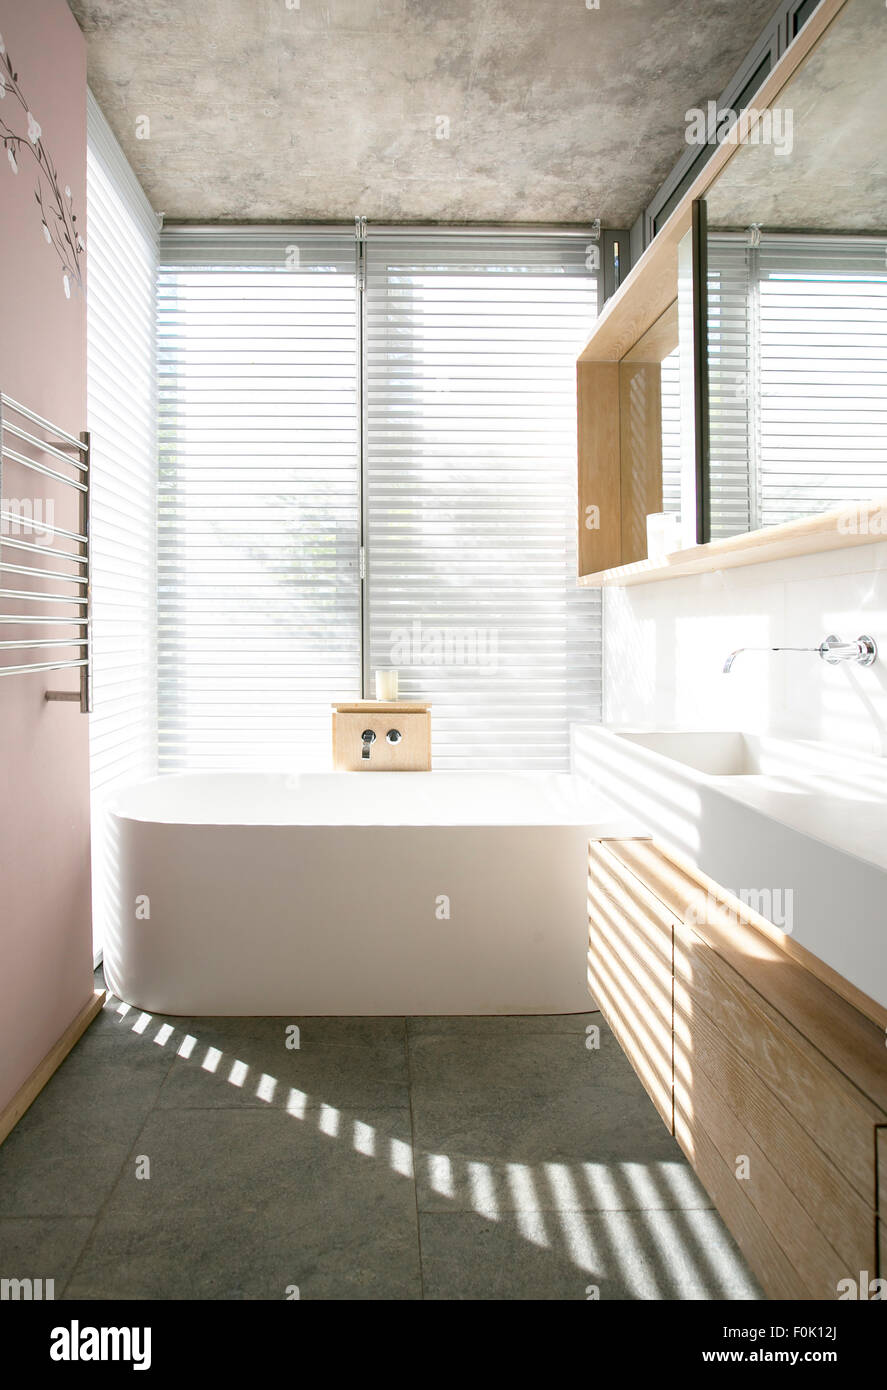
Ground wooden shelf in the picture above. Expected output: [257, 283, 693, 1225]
[331, 701, 431, 712]
[579, 499, 887, 588]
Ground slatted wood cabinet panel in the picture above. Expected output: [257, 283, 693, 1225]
[587, 839, 674, 1128]
[587, 836, 887, 1300]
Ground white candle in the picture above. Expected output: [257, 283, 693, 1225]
[375, 669, 398, 701]
[646, 511, 682, 562]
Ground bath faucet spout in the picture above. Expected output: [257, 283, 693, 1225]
[361, 728, 376, 760]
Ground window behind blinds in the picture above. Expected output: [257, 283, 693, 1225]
[660, 348, 683, 518]
[363, 234, 600, 770]
[156, 230, 361, 771]
[86, 92, 160, 957]
[706, 236, 756, 538]
[707, 232, 887, 536]
[757, 238, 887, 528]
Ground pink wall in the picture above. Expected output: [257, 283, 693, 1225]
[0, 0, 93, 1113]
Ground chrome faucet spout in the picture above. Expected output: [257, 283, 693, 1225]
[723, 635, 877, 674]
[360, 728, 376, 760]
[723, 645, 815, 673]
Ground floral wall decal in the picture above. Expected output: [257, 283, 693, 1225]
[0, 30, 85, 298]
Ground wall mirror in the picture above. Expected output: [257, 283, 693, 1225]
[701, 0, 887, 541]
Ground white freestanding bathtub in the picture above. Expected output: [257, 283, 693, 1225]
[104, 771, 622, 1016]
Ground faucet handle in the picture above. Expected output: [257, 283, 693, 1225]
[819, 634, 878, 667]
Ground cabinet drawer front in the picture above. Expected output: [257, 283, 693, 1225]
[675, 1057, 872, 1298]
[588, 840, 673, 1127]
[675, 989, 875, 1274]
[674, 1103, 809, 1300]
[675, 918, 875, 1203]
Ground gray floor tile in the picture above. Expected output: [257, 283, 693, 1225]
[414, 1150, 712, 1215]
[406, 1022, 649, 1098]
[0, 1218, 95, 1297]
[418, 1208, 764, 1301]
[153, 1023, 409, 1112]
[101, 1105, 415, 1216]
[0, 993, 761, 1301]
[406, 1012, 599, 1038]
[409, 1023, 684, 1210]
[65, 1199, 421, 1301]
[73, 999, 189, 1067]
[67, 1108, 420, 1300]
[0, 1048, 171, 1218]
[411, 1094, 686, 1209]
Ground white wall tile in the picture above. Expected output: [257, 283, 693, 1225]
[604, 540, 887, 755]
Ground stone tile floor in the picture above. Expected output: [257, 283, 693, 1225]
[0, 972, 762, 1300]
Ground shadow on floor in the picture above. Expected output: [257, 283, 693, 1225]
[0, 972, 762, 1301]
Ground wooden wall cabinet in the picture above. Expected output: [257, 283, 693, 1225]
[588, 836, 887, 1300]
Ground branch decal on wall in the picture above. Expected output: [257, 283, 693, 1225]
[0, 31, 85, 299]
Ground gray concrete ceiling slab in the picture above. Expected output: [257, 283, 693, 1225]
[69, 0, 779, 224]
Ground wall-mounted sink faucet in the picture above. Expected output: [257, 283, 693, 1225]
[723, 634, 878, 674]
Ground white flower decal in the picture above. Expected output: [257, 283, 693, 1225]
[0, 37, 84, 298]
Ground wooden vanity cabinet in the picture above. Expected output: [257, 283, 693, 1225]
[588, 836, 887, 1300]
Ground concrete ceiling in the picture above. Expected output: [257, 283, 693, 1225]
[68, 0, 779, 225]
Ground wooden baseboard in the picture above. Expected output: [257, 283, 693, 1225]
[0, 989, 105, 1148]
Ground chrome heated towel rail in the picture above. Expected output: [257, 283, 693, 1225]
[0, 393, 91, 712]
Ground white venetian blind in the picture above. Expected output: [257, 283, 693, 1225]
[86, 92, 160, 958]
[757, 238, 887, 528]
[660, 347, 683, 518]
[707, 232, 887, 536]
[156, 229, 361, 771]
[364, 233, 600, 770]
[706, 236, 756, 538]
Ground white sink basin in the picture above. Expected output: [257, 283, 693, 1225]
[574, 725, 887, 1011]
[615, 730, 887, 792]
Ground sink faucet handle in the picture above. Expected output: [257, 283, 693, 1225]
[818, 634, 878, 667]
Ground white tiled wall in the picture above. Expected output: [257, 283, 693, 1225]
[603, 541, 887, 756]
